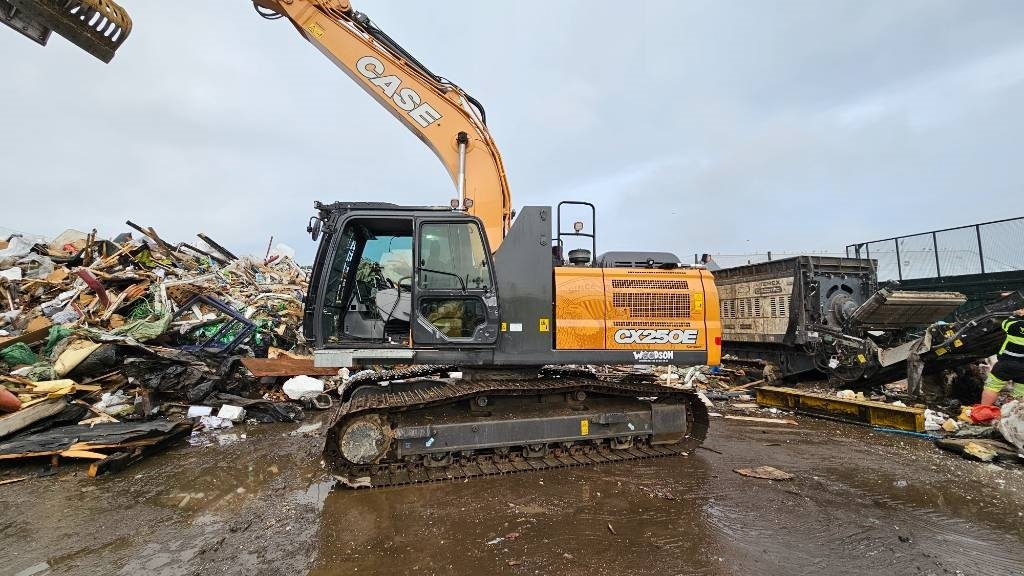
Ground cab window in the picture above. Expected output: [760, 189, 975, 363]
[418, 222, 491, 291]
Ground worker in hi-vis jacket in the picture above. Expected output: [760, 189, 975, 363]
[980, 308, 1024, 406]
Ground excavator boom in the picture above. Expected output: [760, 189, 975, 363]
[256, 0, 513, 248]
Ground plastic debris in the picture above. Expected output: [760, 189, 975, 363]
[0, 342, 38, 366]
[996, 400, 1024, 452]
[924, 409, 953, 431]
[94, 391, 134, 417]
[186, 406, 214, 418]
[970, 404, 1002, 425]
[198, 415, 233, 430]
[217, 404, 246, 422]
[282, 375, 325, 400]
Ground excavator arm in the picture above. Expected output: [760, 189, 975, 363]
[255, 0, 512, 248]
[3, 0, 514, 249]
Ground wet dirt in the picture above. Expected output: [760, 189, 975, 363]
[1, 412, 1022, 576]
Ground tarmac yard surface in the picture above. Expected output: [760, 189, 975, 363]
[2, 415, 1022, 576]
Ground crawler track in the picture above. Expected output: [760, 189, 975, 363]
[325, 371, 709, 488]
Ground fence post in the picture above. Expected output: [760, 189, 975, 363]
[976, 225, 985, 274]
[894, 239, 902, 281]
[932, 232, 941, 278]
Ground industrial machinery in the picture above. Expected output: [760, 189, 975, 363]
[715, 256, 969, 384]
[4, 0, 722, 486]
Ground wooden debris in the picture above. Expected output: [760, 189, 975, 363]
[0, 421, 190, 477]
[723, 415, 798, 425]
[734, 466, 794, 481]
[0, 398, 68, 439]
[0, 476, 29, 486]
[88, 427, 189, 478]
[935, 438, 1016, 462]
[756, 385, 925, 432]
[241, 357, 338, 378]
[728, 378, 765, 392]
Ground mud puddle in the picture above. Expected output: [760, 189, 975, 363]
[2, 414, 1022, 575]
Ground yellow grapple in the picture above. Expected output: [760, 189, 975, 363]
[0, 0, 131, 62]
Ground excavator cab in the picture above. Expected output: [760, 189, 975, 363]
[1, 0, 131, 62]
[304, 202, 501, 361]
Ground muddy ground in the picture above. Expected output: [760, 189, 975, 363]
[1, 410, 1023, 576]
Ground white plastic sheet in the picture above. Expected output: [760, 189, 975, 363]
[996, 400, 1024, 452]
[282, 375, 324, 400]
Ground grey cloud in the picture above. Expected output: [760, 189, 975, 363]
[1, 1, 1022, 263]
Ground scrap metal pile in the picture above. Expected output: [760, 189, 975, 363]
[0, 224, 327, 475]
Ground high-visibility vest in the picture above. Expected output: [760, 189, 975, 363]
[999, 318, 1024, 358]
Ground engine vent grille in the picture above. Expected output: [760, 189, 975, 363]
[612, 292, 690, 318]
[612, 321, 692, 328]
[610, 279, 688, 290]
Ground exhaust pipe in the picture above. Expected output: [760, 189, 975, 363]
[0, 0, 131, 63]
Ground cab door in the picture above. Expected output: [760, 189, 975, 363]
[412, 219, 500, 346]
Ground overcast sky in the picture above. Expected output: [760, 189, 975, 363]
[2, 1, 1023, 262]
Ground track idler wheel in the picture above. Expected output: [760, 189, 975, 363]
[337, 415, 391, 465]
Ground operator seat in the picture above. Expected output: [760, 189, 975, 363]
[420, 237, 464, 337]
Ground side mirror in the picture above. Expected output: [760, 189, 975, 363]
[307, 217, 323, 241]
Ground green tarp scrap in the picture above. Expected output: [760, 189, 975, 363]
[0, 342, 38, 366]
[108, 311, 171, 342]
[42, 326, 73, 357]
[76, 311, 171, 344]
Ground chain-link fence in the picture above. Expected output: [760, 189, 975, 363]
[846, 217, 1024, 281]
[701, 251, 847, 270]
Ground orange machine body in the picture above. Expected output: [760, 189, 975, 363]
[554, 267, 721, 365]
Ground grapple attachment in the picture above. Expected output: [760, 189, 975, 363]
[0, 0, 131, 62]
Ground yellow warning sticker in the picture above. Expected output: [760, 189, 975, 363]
[306, 22, 325, 39]
[501, 322, 507, 332]
[693, 293, 704, 314]
[857, 354, 866, 364]
[580, 419, 589, 435]
[935, 347, 948, 356]
[954, 339, 963, 348]
[539, 318, 550, 332]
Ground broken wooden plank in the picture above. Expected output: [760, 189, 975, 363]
[197, 233, 238, 261]
[0, 398, 68, 439]
[240, 357, 338, 378]
[723, 415, 798, 425]
[734, 466, 794, 480]
[0, 421, 189, 457]
[934, 438, 1018, 461]
[88, 424, 190, 477]
[60, 449, 109, 460]
[727, 378, 765, 392]
[0, 476, 28, 486]
[0, 326, 53, 351]
[756, 386, 925, 432]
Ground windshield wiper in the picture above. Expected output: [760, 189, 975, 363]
[418, 267, 467, 293]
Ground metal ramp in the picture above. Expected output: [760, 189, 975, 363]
[850, 288, 967, 329]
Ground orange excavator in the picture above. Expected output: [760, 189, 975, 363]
[4, 0, 722, 487]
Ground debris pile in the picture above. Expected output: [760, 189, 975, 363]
[0, 224, 331, 476]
